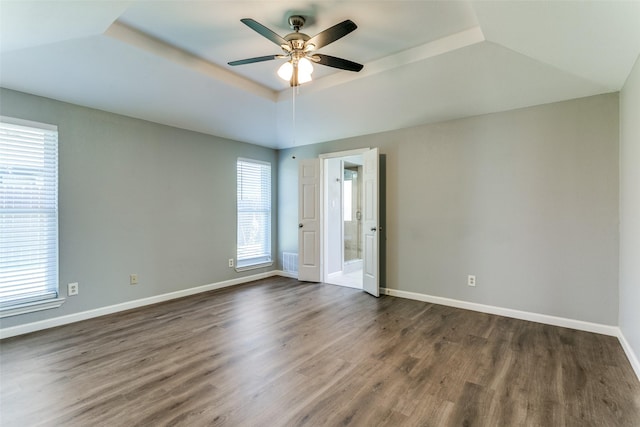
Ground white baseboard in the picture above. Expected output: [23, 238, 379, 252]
[4, 275, 638, 384]
[278, 270, 298, 279]
[0, 271, 287, 339]
[382, 287, 640, 382]
[618, 329, 640, 382]
[381, 287, 619, 337]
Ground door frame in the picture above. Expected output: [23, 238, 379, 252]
[319, 148, 371, 284]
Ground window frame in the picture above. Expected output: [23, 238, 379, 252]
[0, 116, 64, 318]
[236, 158, 273, 271]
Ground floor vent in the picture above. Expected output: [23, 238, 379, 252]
[282, 252, 298, 274]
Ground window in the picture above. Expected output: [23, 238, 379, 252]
[0, 117, 63, 317]
[236, 158, 272, 270]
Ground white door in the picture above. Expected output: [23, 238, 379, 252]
[362, 148, 379, 297]
[298, 158, 321, 282]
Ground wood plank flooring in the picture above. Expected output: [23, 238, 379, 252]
[1, 277, 639, 426]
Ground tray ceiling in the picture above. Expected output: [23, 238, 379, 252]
[1, 1, 638, 148]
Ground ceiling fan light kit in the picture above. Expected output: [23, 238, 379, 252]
[228, 15, 363, 87]
[278, 56, 313, 85]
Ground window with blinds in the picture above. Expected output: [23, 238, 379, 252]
[236, 158, 272, 269]
[0, 117, 62, 317]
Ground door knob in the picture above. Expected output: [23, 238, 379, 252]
[371, 227, 377, 231]
[299, 223, 303, 228]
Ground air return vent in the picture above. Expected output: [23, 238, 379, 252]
[282, 252, 298, 274]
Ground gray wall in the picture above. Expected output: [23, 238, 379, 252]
[619, 55, 640, 361]
[0, 88, 623, 331]
[278, 93, 620, 325]
[0, 88, 277, 329]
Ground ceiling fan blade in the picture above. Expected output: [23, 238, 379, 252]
[307, 20, 357, 50]
[312, 54, 363, 72]
[240, 18, 287, 47]
[228, 55, 280, 66]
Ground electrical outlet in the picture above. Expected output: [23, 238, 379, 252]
[68, 282, 79, 296]
[228, 259, 234, 268]
[130, 274, 138, 285]
[468, 275, 476, 287]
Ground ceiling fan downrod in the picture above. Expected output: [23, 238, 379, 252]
[288, 15, 306, 32]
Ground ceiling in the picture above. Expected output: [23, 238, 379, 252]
[1, 1, 639, 149]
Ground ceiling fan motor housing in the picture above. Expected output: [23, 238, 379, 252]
[284, 33, 310, 51]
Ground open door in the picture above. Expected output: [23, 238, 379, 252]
[298, 158, 321, 282]
[362, 148, 379, 297]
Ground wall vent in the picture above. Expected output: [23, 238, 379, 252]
[282, 252, 298, 274]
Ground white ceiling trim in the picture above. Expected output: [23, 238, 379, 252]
[104, 19, 484, 106]
[2, 2, 635, 150]
[276, 26, 485, 100]
[104, 20, 278, 102]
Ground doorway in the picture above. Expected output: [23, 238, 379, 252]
[298, 147, 380, 297]
[323, 155, 364, 289]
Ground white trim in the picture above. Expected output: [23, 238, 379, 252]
[236, 158, 273, 270]
[618, 330, 640, 382]
[235, 261, 273, 272]
[0, 271, 285, 339]
[237, 157, 271, 167]
[319, 148, 370, 285]
[0, 115, 58, 131]
[277, 270, 298, 279]
[383, 287, 640, 381]
[0, 298, 66, 318]
[319, 147, 370, 160]
[5, 274, 635, 384]
[381, 287, 619, 337]
[105, 21, 277, 102]
[276, 26, 485, 101]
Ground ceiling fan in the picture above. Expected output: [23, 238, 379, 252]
[228, 15, 364, 87]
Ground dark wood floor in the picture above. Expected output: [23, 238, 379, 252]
[1, 277, 639, 426]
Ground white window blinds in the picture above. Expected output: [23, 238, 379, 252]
[237, 159, 271, 268]
[0, 117, 59, 310]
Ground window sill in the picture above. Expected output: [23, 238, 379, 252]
[235, 261, 273, 272]
[0, 298, 66, 318]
